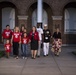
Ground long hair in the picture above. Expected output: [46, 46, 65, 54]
[14, 26, 20, 32]
[32, 26, 37, 32]
[20, 25, 25, 32]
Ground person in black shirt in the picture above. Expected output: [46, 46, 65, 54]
[52, 28, 62, 56]
[43, 24, 51, 56]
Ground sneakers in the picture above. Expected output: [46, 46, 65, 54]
[15, 56, 19, 59]
[23, 57, 25, 59]
[23, 57, 27, 59]
[25, 57, 27, 59]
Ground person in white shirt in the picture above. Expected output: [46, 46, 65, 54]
[37, 24, 43, 57]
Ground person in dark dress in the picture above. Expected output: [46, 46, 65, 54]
[29, 26, 39, 59]
[52, 28, 62, 56]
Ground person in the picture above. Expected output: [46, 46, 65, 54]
[24, 28, 27, 33]
[43, 24, 51, 57]
[11, 26, 21, 59]
[21, 32, 29, 59]
[4, 39, 11, 58]
[2, 25, 12, 44]
[20, 26, 26, 56]
[37, 24, 43, 57]
[20, 25, 25, 37]
[29, 26, 39, 59]
[52, 28, 62, 56]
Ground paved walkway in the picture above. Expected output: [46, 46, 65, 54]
[0, 46, 76, 75]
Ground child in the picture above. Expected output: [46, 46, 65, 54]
[11, 26, 21, 59]
[4, 39, 11, 58]
[21, 28, 27, 55]
[24, 28, 27, 33]
[21, 32, 29, 59]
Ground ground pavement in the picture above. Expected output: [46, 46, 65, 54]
[0, 46, 76, 75]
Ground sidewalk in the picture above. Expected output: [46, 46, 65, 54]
[0, 46, 76, 75]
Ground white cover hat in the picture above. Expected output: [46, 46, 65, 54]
[44, 24, 47, 27]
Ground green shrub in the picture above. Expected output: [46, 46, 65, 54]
[72, 51, 76, 55]
[0, 51, 5, 58]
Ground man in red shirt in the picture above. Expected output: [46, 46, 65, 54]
[2, 25, 12, 44]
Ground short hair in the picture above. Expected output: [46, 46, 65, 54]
[24, 32, 27, 34]
[6, 25, 10, 27]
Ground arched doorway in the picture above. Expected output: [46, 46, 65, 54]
[64, 2, 76, 34]
[64, 2, 76, 44]
[27, 2, 53, 32]
[32, 9, 48, 28]
[2, 7, 15, 31]
[0, 1, 17, 31]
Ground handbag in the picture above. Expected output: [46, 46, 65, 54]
[51, 47, 54, 52]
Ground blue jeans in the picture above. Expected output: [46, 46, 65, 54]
[22, 44, 27, 57]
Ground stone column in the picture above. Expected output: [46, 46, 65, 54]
[52, 16, 62, 32]
[18, 16, 28, 28]
[37, 0, 43, 28]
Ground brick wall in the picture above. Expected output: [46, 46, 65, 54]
[0, 0, 76, 44]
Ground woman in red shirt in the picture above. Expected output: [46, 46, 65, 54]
[11, 26, 21, 59]
[29, 26, 39, 59]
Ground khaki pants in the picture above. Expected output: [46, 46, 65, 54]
[37, 41, 42, 56]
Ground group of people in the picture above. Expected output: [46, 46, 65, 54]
[2, 24, 62, 59]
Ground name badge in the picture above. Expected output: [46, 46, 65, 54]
[45, 37, 48, 39]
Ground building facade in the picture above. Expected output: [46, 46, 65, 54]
[0, 0, 76, 45]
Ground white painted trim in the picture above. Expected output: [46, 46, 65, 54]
[52, 16, 63, 20]
[50, 44, 76, 46]
[18, 16, 28, 20]
[62, 44, 76, 46]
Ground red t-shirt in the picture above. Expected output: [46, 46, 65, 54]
[4, 43, 11, 52]
[12, 32, 21, 42]
[29, 31, 39, 41]
[2, 29, 12, 39]
[21, 37, 29, 44]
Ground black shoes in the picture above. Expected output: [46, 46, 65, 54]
[31, 57, 36, 59]
[44, 54, 48, 57]
[44, 55, 46, 57]
[46, 54, 48, 56]
[37, 55, 40, 58]
[54, 54, 59, 57]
